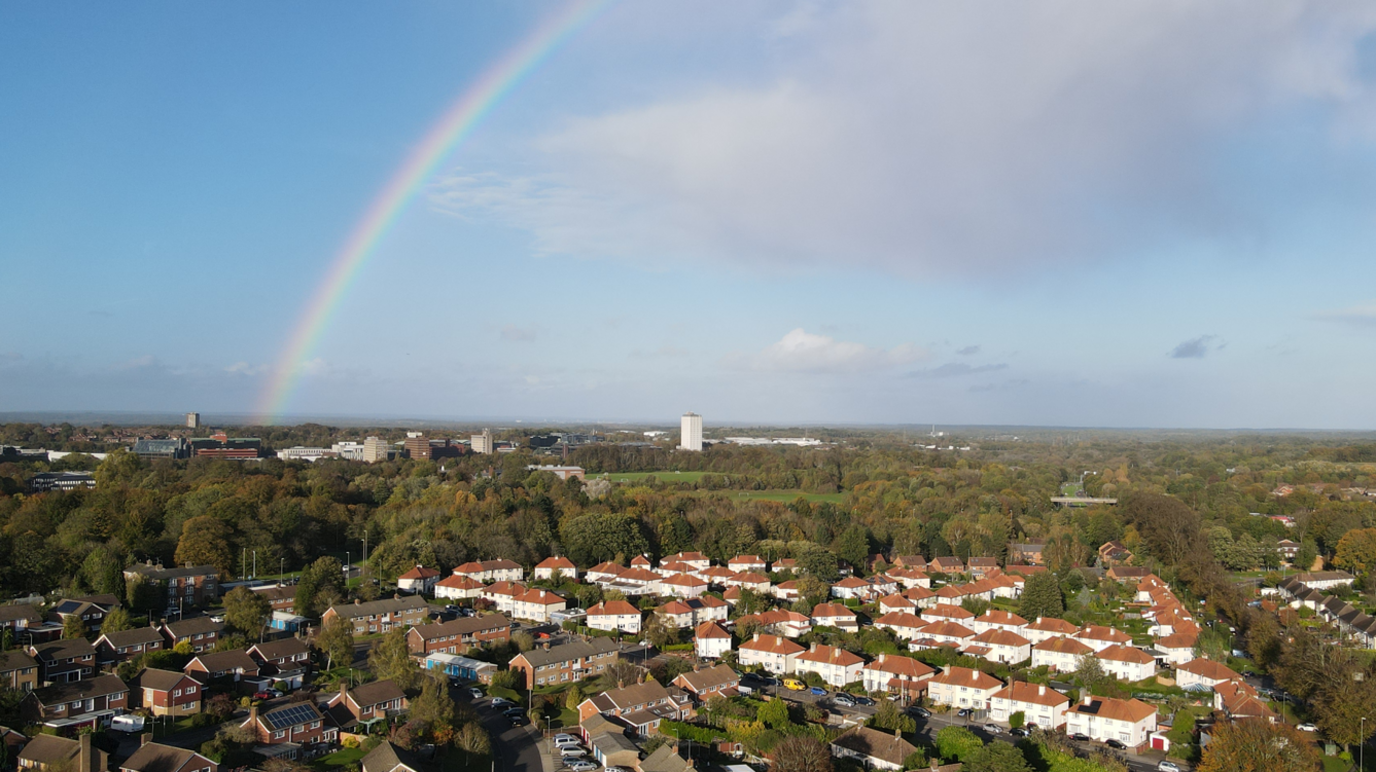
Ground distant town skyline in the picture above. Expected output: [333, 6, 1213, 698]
[6, 4, 1376, 428]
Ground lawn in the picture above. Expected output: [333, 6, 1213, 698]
[314, 747, 367, 770]
[595, 471, 711, 483]
[699, 490, 847, 504]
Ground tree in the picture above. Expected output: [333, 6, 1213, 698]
[100, 607, 133, 634]
[409, 673, 456, 730]
[559, 513, 649, 567]
[81, 546, 125, 597]
[1313, 670, 1376, 753]
[175, 516, 234, 576]
[1334, 528, 1376, 574]
[62, 614, 85, 640]
[1018, 572, 1064, 620]
[1008, 710, 1025, 730]
[565, 684, 584, 710]
[126, 574, 163, 615]
[223, 586, 270, 639]
[868, 700, 916, 733]
[1196, 718, 1319, 772]
[455, 721, 491, 759]
[758, 697, 791, 729]
[1073, 655, 1112, 695]
[832, 525, 870, 571]
[796, 545, 840, 582]
[963, 742, 1031, 772]
[368, 628, 419, 691]
[295, 556, 345, 619]
[769, 736, 831, 772]
[934, 726, 983, 762]
[316, 616, 353, 671]
[643, 614, 675, 649]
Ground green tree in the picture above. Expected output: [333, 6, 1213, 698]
[81, 546, 125, 597]
[295, 556, 345, 619]
[316, 616, 354, 671]
[368, 628, 419, 691]
[832, 525, 870, 572]
[867, 700, 916, 733]
[100, 607, 133, 634]
[758, 697, 791, 729]
[175, 516, 234, 576]
[223, 586, 271, 639]
[796, 545, 840, 582]
[62, 614, 85, 640]
[963, 742, 1031, 772]
[565, 684, 584, 710]
[1017, 572, 1064, 620]
[643, 614, 675, 649]
[455, 722, 491, 761]
[1008, 710, 1025, 729]
[1073, 655, 1112, 695]
[934, 726, 983, 762]
[126, 574, 164, 615]
[409, 673, 457, 730]
[559, 513, 649, 567]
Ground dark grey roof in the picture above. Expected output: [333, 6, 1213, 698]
[133, 668, 193, 692]
[361, 741, 429, 772]
[0, 605, 42, 624]
[348, 679, 406, 707]
[411, 614, 511, 640]
[163, 617, 223, 638]
[28, 674, 127, 705]
[249, 637, 310, 661]
[0, 650, 37, 673]
[99, 627, 164, 648]
[121, 741, 213, 772]
[514, 637, 619, 669]
[327, 596, 429, 620]
[30, 638, 96, 662]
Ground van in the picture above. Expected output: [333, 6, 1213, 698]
[784, 679, 806, 691]
[559, 747, 587, 759]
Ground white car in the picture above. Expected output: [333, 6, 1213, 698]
[559, 748, 587, 759]
[554, 739, 582, 749]
[1157, 763, 1181, 772]
[1297, 723, 1317, 732]
[553, 734, 580, 745]
[467, 688, 483, 700]
[491, 697, 513, 708]
[567, 762, 599, 772]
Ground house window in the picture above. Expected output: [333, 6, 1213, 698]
[274, 731, 285, 739]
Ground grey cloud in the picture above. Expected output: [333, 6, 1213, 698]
[956, 345, 981, 356]
[1313, 303, 1376, 328]
[970, 378, 1030, 393]
[1170, 335, 1219, 359]
[907, 362, 1008, 379]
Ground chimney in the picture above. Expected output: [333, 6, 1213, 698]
[354, 598, 361, 605]
[250, 705, 259, 724]
[879, 653, 887, 664]
[79, 732, 97, 772]
[543, 641, 551, 650]
[810, 642, 818, 652]
[340, 681, 349, 699]
[753, 633, 760, 642]
[140, 733, 152, 747]
[1083, 694, 1092, 706]
[1039, 684, 1046, 696]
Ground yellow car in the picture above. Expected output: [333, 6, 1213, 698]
[784, 679, 806, 691]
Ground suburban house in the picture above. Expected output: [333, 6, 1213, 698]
[579, 714, 641, 770]
[1008, 543, 1046, 565]
[361, 741, 430, 772]
[250, 584, 297, 613]
[728, 555, 767, 573]
[929, 557, 965, 574]
[908, 620, 976, 650]
[397, 566, 442, 595]
[325, 680, 408, 731]
[0, 604, 43, 638]
[94, 627, 165, 666]
[794, 644, 864, 687]
[1031, 636, 1095, 673]
[1022, 617, 1080, 645]
[989, 681, 1069, 729]
[119, 740, 218, 772]
[1065, 695, 1158, 750]
[184, 650, 261, 683]
[1097, 645, 1156, 682]
[672, 664, 739, 702]
[17, 733, 107, 772]
[861, 653, 935, 698]
[322, 596, 429, 636]
[131, 668, 202, 717]
[875, 612, 927, 642]
[247, 638, 312, 688]
[586, 601, 643, 634]
[28, 639, 96, 684]
[508, 638, 620, 689]
[1098, 542, 1132, 565]
[432, 574, 484, 601]
[479, 582, 526, 614]
[585, 563, 626, 584]
[659, 573, 709, 598]
[241, 701, 336, 757]
[927, 666, 1002, 712]
[920, 604, 975, 624]
[510, 588, 566, 622]
[694, 622, 732, 659]
[160, 617, 223, 654]
[966, 557, 999, 578]
[21, 673, 128, 726]
[810, 603, 860, 632]
[577, 680, 692, 736]
[663, 552, 711, 571]
[451, 560, 524, 584]
[830, 726, 920, 771]
[533, 557, 579, 581]
[1175, 658, 1241, 691]
[737, 633, 804, 675]
[968, 629, 1032, 664]
[49, 595, 121, 633]
[1154, 632, 1199, 666]
[406, 614, 512, 657]
[0, 650, 39, 692]
[970, 610, 1029, 636]
[124, 564, 220, 605]
[1074, 625, 1133, 652]
[739, 609, 811, 638]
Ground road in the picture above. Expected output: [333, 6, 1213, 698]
[456, 685, 546, 772]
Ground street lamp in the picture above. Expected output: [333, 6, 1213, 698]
[1363, 716, 1367, 771]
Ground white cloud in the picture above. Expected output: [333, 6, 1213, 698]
[225, 361, 268, 376]
[738, 328, 924, 373]
[500, 325, 537, 342]
[432, 3, 1376, 278]
[1315, 302, 1376, 327]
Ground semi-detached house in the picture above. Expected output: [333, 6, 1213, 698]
[406, 614, 512, 657]
[861, 653, 935, 698]
[586, 601, 642, 634]
[927, 666, 1002, 712]
[1065, 695, 1158, 750]
[1031, 636, 1094, 673]
[989, 681, 1069, 729]
[794, 644, 864, 687]
[737, 633, 804, 675]
[508, 638, 620, 689]
[321, 596, 428, 636]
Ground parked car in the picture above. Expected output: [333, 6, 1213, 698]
[560, 748, 588, 759]
[1297, 723, 1317, 732]
[1157, 762, 1182, 772]
[1071, 733, 1091, 742]
[554, 738, 582, 749]
[984, 724, 1001, 734]
[491, 697, 514, 708]
[833, 694, 856, 707]
[854, 696, 874, 706]
[907, 706, 931, 718]
[507, 714, 529, 727]
[553, 734, 580, 745]
[809, 686, 827, 696]
[957, 708, 972, 718]
[110, 715, 145, 732]
[468, 687, 484, 700]
[567, 762, 599, 772]
[784, 679, 806, 691]
[1105, 739, 1125, 749]
[253, 690, 281, 700]
[1010, 728, 1028, 738]
[503, 707, 526, 719]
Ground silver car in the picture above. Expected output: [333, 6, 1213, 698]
[567, 762, 599, 772]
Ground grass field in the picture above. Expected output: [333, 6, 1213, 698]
[594, 471, 711, 483]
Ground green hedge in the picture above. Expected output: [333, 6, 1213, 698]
[659, 720, 727, 743]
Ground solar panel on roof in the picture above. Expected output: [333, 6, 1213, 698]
[266, 704, 317, 729]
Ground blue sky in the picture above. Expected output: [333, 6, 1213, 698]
[6, 2, 1376, 428]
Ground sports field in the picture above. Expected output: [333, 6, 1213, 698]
[595, 470, 711, 484]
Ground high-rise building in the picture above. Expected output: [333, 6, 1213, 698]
[185, 412, 200, 429]
[362, 436, 390, 463]
[680, 413, 703, 452]
[472, 429, 494, 455]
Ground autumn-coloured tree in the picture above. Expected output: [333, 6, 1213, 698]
[1196, 719, 1319, 772]
[769, 736, 831, 772]
[1334, 528, 1376, 573]
[174, 515, 234, 576]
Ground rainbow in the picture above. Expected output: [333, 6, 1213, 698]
[254, 0, 612, 424]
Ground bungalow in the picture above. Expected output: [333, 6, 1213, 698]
[728, 555, 767, 573]
[694, 622, 732, 659]
[737, 633, 804, 675]
[1065, 695, 1158, 751]
[28, 639, 96, 684]
[94, 627, 164, 666]
[967, 629, 1031, 664]
[1294, 571, 1356, 591]
[1022, 617, 1079, 645]
[861, 653, 935, 698]
[184, 650, 260, 683]
[927, 666, 1002, 712]
[586, 601, 642, 634]
[990, 681, 1069, 729]
[794, 644, 864, 687]
[406, 614, 512, 657]
[132, 668, 202, 717]
[0, 650, 39, 692]
[160, 617, 223, 654]
[322, 597, 429, 636]
[873, 612, 926, 641]
[1031, 636, 1094, 673]
[397, 566, 442, 595]
[120, 741, 218, 772]
[432, 574, 484, 602]
[1097, 645, 1156, 682]
[533, 557, 579, 581]
[17, 733, 106, 772]
[1175, 658, 1240, 691]
[326, 680, 407, 731]
[659, 573, 709, 598]
[21, 673, 128, 725]
[672, 664, 739, 702]
[241, 701, 335, 756]
[247, 638, 312, 688]
[510, 589, 566, 623]
[451, 560, 524, 584]
[810, 603, 859, 632]
[830, 726, 920, 772]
